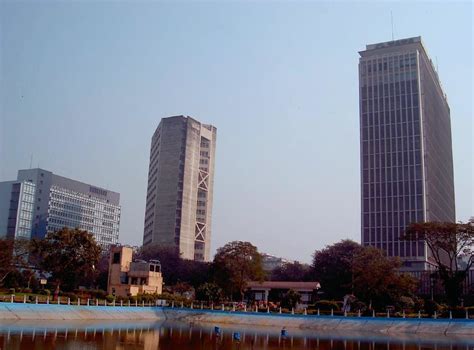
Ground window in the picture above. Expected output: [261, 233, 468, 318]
[113, 252, 120, 264]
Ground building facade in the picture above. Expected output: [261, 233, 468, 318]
[107, 245, 163, 297]
[15, 168, 121, 250]
[0, 180, 35, 239]
[359, 37, 455, 271]
[143, 116, 217, 262]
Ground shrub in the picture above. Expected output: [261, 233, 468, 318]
[22, 288, 33, 294]
[314, 300, 340, 311]
[61, 292, 78, 302]
[424, 299, 443, 316]
[8, 288, 15, 294]
[352, 300, 367, 312]
[39, 289, 51, 296]
[397, 296, 415, 310]
[105, 294, 115, 303]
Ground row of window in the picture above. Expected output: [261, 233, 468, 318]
[361, 80, 418, 99]
[363, 180, 423, 195]
[363, 196, 424, 212]
[51, 187, 119, 214]
[47, 221, 118, 241]
[361, 106, 419, 125]
[22, 182, 36, 195]
[364, 241, 425, 258]
[18, 209, 33, 221]
[362, 153, 422, 168]
[362, 125, 421, 144]
[361, 55, 417, 74]
[361, 71, 418, 86]
[49, 203, 120, 223]
[363, 209, 423, 223]
[362, 132, 421, 148]
[361, 94, 419, 113]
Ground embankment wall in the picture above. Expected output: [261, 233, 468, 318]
[1, 304, 473, 335]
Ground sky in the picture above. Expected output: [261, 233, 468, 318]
[0, 1, 472, 263]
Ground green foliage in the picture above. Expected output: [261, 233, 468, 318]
[136, 245, 211, 288]
[311, 240, 362, 299]
[60, 292, 78, 302]
[313, 300, 340, 311]
[404, 221, 474, 306]
[196, 282, 222, 302]
[105, 294, 115, 303]
[280, 289, 301, 309]
[271, 261, 311, 282]
[397, 296, 415, 310]
[423, 299, 443, 315]
[352, 246, 417, 309]
[352, 300, 367, 312]
[30, 228, 101, 292]
[0, 238, 31, 287]
[213, 241, 264, 301]
[39, 289, 51, 296]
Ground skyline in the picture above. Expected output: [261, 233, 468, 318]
[1, 1, 472, 263]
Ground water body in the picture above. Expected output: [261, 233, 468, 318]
[0, 320, 473, 350]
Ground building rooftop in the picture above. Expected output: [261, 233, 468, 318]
[365, 36, 422, 51]
[359, 36, 448, 105]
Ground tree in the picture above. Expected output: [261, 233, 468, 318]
[271, 261, 311, 282]
[136, 244, 211, 288]
[404, 221, 474, 306]
[311, 240, 362, 299]
[0, 238, 30, 286]
[196, 282, 222, 303]
[281, 289, 301, 309]
[94, 254, 110, 291]
[31, 228, 101, 291]
[352, 246, 417, 309]
[213, 241, 264, 301]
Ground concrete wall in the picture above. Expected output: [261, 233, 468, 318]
[0, 304, 165, 321]
[1, 304, 473, 336]
[163, 309, 474, 336]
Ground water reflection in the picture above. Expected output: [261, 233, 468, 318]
[0, 320, 473, 350]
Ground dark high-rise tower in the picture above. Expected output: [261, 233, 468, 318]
[359, 37, 455, 271]
[143, 116, 217, 262]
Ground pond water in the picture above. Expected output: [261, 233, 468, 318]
[0, 320, 473, 350]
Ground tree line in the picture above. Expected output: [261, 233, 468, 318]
[1, 221, 472, 309]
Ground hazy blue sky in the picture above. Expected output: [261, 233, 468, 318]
[0, 1, 472, 263]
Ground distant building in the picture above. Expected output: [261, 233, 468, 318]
[261, 253, 294, 272]
[143, 116, 217, 262]
[359, 37, 455, 271]
[0, 180, 35, 239]
[107, 245, 163, 297]
[15, 168, 121, 250]
[245, 281, 321, 306]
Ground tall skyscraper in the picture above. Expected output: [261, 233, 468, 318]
[15, 168, 121, 250]
[359, 37, 455, 271]
[143, 116, 217, 262]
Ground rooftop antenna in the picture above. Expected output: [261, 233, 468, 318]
[391, 11, 394, 41]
